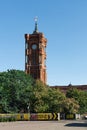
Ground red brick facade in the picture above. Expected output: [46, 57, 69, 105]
[24, 31, 47, 84]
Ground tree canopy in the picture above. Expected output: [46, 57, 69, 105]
[0, 70, 34, 113]
[66, 88, 87, 114]
[0, 69, 86, 114]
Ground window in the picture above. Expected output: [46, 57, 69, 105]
[32, 52, 37, 65]
[44, 46, 46, 53]
[44, 58, 46, 66]
[25, 42, 28, 49]
[25, 55, 28, 63]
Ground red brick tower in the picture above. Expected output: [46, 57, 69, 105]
[24, 18, 47, 83]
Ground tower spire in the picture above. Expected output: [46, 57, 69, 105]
[33, 16, 39, 34]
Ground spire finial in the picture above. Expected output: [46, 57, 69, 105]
[33, 16, 39, 34]
[34, 16, 38, 23]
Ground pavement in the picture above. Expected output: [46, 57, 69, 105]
[0, 120, 87, 130]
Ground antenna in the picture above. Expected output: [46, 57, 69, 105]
[33, 16, 39, 34]
[34, 16, 38, 22]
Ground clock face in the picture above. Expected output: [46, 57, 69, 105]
[32, 44, 37, 50]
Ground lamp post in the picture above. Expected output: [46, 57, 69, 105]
[27, 103, 30, 120]
[27, 105, 29, 113]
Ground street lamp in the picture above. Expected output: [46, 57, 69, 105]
[27, 104, 30, 113]
[27, 103, 30, 120]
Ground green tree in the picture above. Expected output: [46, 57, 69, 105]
[31, 80, 66, 113]
[47, 88, 66, 113]
[66, 88, 87, 114]
[0, 69, 34, 113]
[31, 80, 49, 112]
[61, 98, 79, 114]
[1, 69, 85, 114]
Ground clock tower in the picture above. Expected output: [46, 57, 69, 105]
[24, 19, 47, 83]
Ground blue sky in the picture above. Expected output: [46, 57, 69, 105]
[0, 0, 87, 86]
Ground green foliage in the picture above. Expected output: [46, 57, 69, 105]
[0, 116, 16, 122]
[31, 80, 66, 113]
[0, 69, 34, 113]
[0, 70, 86, 114]
[61, 98, 79, 114]
[47, 88, 66, 113]
[66, 88, 87, 114]
[30, 80, 50, 112]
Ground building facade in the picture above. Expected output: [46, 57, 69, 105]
[24, 19, 47, 83]
[51, 84, 87, 93]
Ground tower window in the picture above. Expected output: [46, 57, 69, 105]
[44, 47, 46, 53]
[25, 42, 28, 49]
[25, 55, 28, 63]
[32, 52, 37, 65]
[44, 58, 46, 66]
